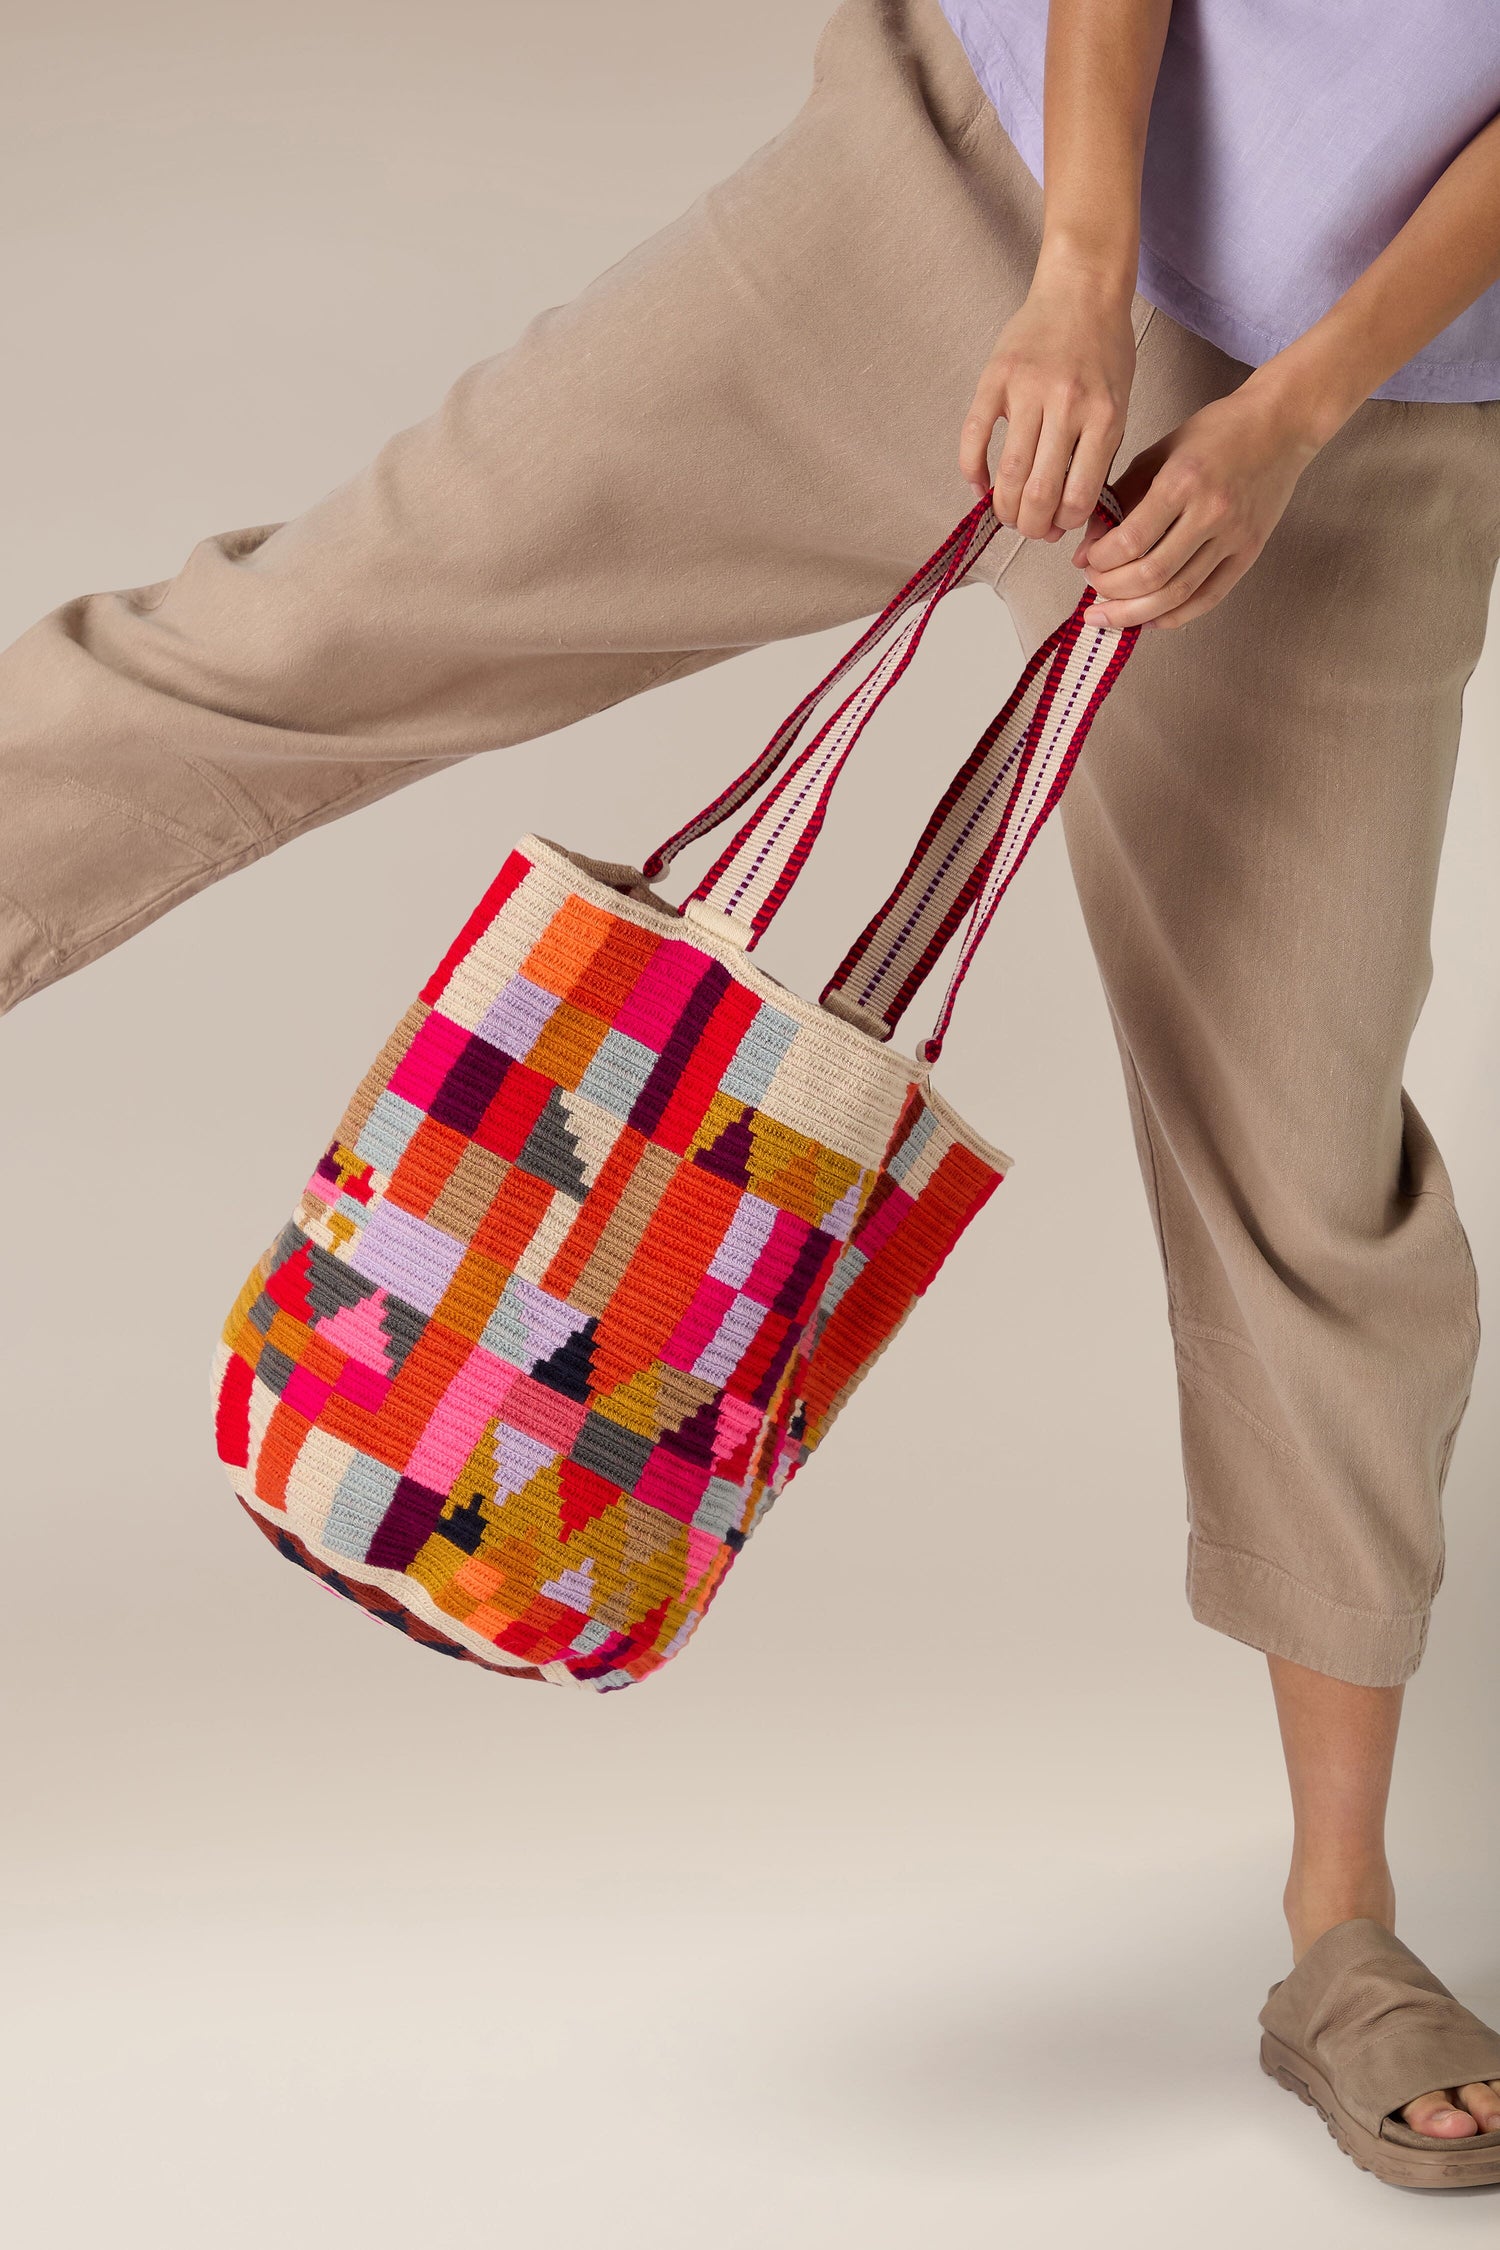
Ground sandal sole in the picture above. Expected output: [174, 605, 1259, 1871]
[1260, 2030, 1500, 2189]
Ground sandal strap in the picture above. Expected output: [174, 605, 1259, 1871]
[1259, 1917, 1500, 2134]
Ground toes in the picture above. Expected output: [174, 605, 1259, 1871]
[1401, 2088, 1481, 2138]
[1455, 2081, 1500, 2135]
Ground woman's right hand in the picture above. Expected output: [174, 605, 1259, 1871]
[959, 266, 1137, 542]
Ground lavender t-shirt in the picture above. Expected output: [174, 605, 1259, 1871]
[939, 0, 1500, 402]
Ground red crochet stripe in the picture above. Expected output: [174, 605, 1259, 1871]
[419, 848, 533, 1006]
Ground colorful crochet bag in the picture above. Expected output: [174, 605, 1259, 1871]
[212, 487, 1138, 1689]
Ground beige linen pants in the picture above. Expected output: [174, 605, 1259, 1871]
[4, 0, 1498, 1686]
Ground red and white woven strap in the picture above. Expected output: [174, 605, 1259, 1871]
[646, 482, 1139, 1057]
[917, 610, 1135, 1062]
[641, 493, 1005, 933]
[821, 532, 1136, 1057]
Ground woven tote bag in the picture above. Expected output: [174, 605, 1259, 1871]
[212, 487, 1138, 1689]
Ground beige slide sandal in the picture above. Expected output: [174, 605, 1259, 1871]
[1259, 1917, 1500, 2188]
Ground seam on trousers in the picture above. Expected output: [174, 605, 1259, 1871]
[1188, 1531, 1432, 1625]
[1430, 1400, 1466, 1608]
[1392, 1186, 1477, 1611]
[630, 645, 735, 697]
[1425, 1191, 1483, 1604]
[1117, 1026, 1180, 1321]
[0, 882, 60, 998]
[11, 755, 446, 1010]
[950, 66, 1001, 157]
[1430, 1420, 1462, 1607]
[179, 752, 279, 850]
[1174, 1357, 1306, 1469]
[52, 772, 232, 865]
[1172, 1315, 1260, 1359]
[1411, 1604, 1433, 1671]
[0, 881, 51, 947]
[1405, 1185, 1483, 1351]
[1129, 299, 1160, 354]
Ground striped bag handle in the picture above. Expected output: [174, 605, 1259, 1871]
[642, 494, 1005, 898]
[823, 501, 1138, 1061]
[645, 484, 1139, 1058]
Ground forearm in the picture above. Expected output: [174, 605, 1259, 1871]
[960, 0, 1172, 530]
[1253, 109, 1500, 445]
[1035, 0, 1172, 301]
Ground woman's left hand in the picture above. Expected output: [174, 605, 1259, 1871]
[1074, 371, 1324, 630]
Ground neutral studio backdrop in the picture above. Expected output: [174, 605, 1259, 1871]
[3, 5, 1498, 2244]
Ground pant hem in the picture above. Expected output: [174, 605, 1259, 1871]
[1185, 1532, 1431, 1688]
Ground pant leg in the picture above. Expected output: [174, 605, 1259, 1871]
[0, 0, 1073, 1017]
[1002, 308, 1500, 1688]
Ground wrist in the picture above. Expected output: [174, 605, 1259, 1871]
[1243, 335, 1373, 454]
[1033, 229, 1138, 315]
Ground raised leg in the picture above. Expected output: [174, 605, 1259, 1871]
[0, 0, 1046, 1016]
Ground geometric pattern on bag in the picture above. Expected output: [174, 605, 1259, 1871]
[213, 487, 1139, 1689]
